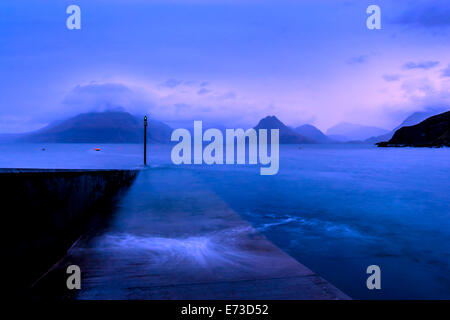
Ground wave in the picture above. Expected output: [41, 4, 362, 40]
[248, 212, 366, 239]
[87, 227, 270, 271]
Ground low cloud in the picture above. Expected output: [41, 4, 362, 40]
[160, 78, 183, 88]
[346, 55, 368, 65]
[58, 80, 267, 129]
[400, 77, 450, 110]
[197, 88, 211, 95]
[63, 83, 135, 112]
[43, 71, 450, 136]
[403, 61, 440, 70]
[394, 3, 450, 28]
[62, 82, 154, 116]
[218, 91, 236, 100]
[441, 64, 450, 78]
[383, 74, 401, 82]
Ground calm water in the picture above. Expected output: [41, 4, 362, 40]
[2, 143, 449, 299]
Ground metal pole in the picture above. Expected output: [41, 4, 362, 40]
[144, 115, 148, 165]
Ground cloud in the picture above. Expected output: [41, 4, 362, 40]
[346, 55, 368, 65]
[62, 82, 155, 117]
[174, 103, 190, 111]
[399, 76, 450, 109]
[58, 80, 269, 129]
[218, 91, 236, 100]
[403, 61, 440, 70]
[378, 77, 450, 129]
[394, 3, 450, 28]
[409, 90, 450, 111]
[383, 74, 401, 82]
[160, 78, 183, 88]
[441, 64, 450, 77]
[197, 88, 211, 95]
[63, 83, 133, 110]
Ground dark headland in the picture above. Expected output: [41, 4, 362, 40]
[376, 110, 450, 148]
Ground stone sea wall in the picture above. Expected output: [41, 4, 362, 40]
[1, 168, 139, 296]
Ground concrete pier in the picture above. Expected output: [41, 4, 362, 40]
[1, 168, 139, 296]
[32, 168, 350, 300]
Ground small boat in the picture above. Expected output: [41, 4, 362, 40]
[94, 148, 101, 152]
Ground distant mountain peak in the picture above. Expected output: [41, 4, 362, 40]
[294, 124, 331, 143]
[326, 122, 389, 141]
[254, 116, 316, 144]
[16, 111, 172, 144]
[256, 115, 286, 128]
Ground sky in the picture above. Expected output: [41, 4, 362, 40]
[0, 0, 450, 133]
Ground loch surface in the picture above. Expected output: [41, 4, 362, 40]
[1, 143, 449, 299]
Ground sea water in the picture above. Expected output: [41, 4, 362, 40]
[1, 143, 449, 299]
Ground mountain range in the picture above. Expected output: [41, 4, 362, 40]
[2, 108, 448, 145]
[326, 122, 389, 142]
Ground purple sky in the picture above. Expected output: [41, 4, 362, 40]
[1, 0, 450, 133]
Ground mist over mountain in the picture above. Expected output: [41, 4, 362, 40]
[254, 116, 316, 144]
[326, 123, 389, 141]
[16, 111, 172, 143]
[294, 124, 332, 143]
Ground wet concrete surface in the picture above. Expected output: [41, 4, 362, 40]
[32, 168, 350, 300]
